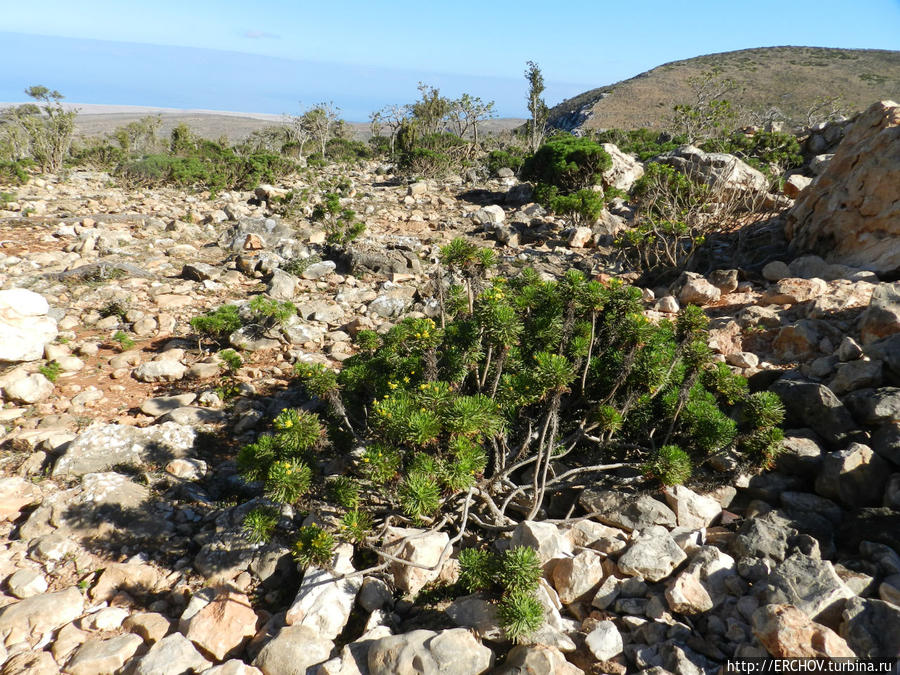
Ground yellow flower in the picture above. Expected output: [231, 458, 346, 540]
[283, 419, 293, 428]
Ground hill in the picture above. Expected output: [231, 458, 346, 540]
[548, 46, 900, 133]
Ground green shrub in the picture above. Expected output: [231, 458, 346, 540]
[592, 128, 688, 161]
[484, 148, 526, 176]
[0, 159, 32, 185]
[247, 296, 296, 326]
[39, 361, 61, 383]
[293, 526, 335, 568]
[522, 136, 612, 195]
[190, 305, 242, 343]
[111, 331, 135, 351]
[522, 136, 613, 226]
[325, 137, 372, 163]
[458, 545, 544, 641]
[242, 506, 279, 544]
[643, 445, 693, 486]
[234, 240, 775, 598]
[311, 192, 365, 247]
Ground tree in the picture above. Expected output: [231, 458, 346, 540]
[411, 83, 450, 136]
[12, 86, 78, 172]
[525, 61, 549, 152]
[303, 102, 342, 158]
[670, 69, 740, 143]
[374, 104, 409, 158]
[448, 94, 495, 151]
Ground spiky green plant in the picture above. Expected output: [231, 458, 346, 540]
[644, 444, 693, 486]
[293, 526, 334, 568]
[241, 506, 279, 544]
[497, 591, 544, 643]
[458, 548, 495, 593]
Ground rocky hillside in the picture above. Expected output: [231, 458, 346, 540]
[0, 102, 898, 672]
[549, 46, 900, 133]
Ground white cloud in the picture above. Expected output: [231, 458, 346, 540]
[243, 30, 279, 40]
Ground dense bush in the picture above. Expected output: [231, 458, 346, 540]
[484, 148, 527, 176]
[235, 239, 781, 601]
[118, 148, 293, 194]
[701, 130, 803, 184]
[324, 137, 372, 163]
[522, 136, 613, 226]
[0, 159, 32, 185]
[591, 128, 688, 162]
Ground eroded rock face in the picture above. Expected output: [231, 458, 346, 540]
[786, 100, 900, 276]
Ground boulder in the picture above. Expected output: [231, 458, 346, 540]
[0, 288, 58, 362]
[601, 143, 644, 192]
[860, 283, 900, 345]
[510, 520, 574, 569]
[492, 644, 583, 675]
[382, 526, 449, 596]
[665, 571, 713, 615]
[657, 145, 768, 199]
[267, 269, 298, 300]
[0, 586, 83, 646]
[769, 379, 856, 448]
[662, 485, 721, 529]
[828, 359, 883, 395]
[567, 226, 593, 249]
[0, 476, 42, 522]
[285, 543, 361, 640]
[3, 373, 54, 403]
[474, 205, 506, 228]
[783, 174, 812, 199]
[840, 597, 900, 658]
[183, 589, 259, 660]
[65, 634, 145, 675]
[617, 526, 687, 582]
[762, 278, 828, 305]
[752, 604, 855, 657]
[815, 443, 890, 507]
[445, 594, 503, 641]
[579, 490, 676, 532]
[676, 272, 721, 306]
[762, 553, 854, 626]
[786, 101, 900, 276]
[133, 359, 187, 383]
[367, 628, 494, 675]
[585, 620, 624, 661]
[53, 422, 196, 477]
[132, 633, 213, 675]
[550, 549, 605, 605]
[762, 260, 791, 281]
[253, 625, 333, 675]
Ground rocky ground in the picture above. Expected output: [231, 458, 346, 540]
[0, 101, 897, 674]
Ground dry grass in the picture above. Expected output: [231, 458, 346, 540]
[549, 46, 900, 132]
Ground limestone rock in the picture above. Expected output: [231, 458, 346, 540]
[677, 272, 720, 306]
[762, 278, 827, 305]
[65, 633, 145, 675]
[769, 379, 856, 448]
[585, 620, 624, 661]
[783, 174, 812, 199]
[133, 359, 187, 383]
[3, 373, 54, 403]
[617, 526, 687, 582]
[0, 476, 42, 522]
[786, 101, 900, 276]
[510, 520, 574, 568]
[665, 572, 713, 615]
[550, 549, 605, 605]
[662, 485, 721, 529]
[367, 628, 494, 675]
[0, 586, 83, 646]
[815, 443, 890, 508]
[492, 644, 583, 675]
[133, 633, 212, 675]
[601, 143, 644, 192]
[285, 543, 361, 640]
[840, 597, 900, 657]
[53, 422, 196, 477]
[382, 526, 449, 596]
[753, 604, 855, 657]
[579, 490, 676, 532]
[658, 145, 768, 199]
[763, 553, 854, 625]
[860, 283, 900, 345]
[183, 589, 259, 660]
[0, 288, 58, 363]
[253, 624, 333, 674]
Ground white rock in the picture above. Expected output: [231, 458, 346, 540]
[286, 543, 361, 640]
[4, 373, 54, 403]
[0, 289, 57, 362]
[585, 620, 623, 661]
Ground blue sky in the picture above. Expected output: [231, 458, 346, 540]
[1, 0, 898, 120]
